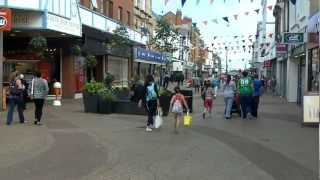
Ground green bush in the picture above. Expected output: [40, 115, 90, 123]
[71, 45, 82, 56]
[29, 36, 47, 55]
[159, 89, 173, 97]
[84, 81, 105, 94]
[104, 72, 115, 89]
[98, 88, 116, 102]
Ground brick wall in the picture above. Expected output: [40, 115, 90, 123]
[80, 0, 133, 27]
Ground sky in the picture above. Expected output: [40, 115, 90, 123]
[152, 0, 276, 70]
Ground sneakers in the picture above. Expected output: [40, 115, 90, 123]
[202, 112, 206, 119]
[146, 126, 153, 132]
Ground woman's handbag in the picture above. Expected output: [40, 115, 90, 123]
[154, 108, 163, 129]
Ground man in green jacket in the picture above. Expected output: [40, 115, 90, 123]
[238, 71, 253, 119]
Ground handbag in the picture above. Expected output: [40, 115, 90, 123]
[183, 112, 192, 126]
[154, 108, 163, 129]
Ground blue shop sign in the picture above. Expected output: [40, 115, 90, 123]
[135, 48, 169, 64]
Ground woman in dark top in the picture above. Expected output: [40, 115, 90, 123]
[138, 74, 160, 132]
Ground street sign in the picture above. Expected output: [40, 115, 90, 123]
[0, 8, 12, 32]
[283, 33, 304, 44]
[276, 44, 287, 54]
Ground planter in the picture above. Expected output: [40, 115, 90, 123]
[98, 98, 113, 114]
[83, 91, 99, 113]
[114, 90, 130, 100]
[180, 90, 193, 113]
[159, 95, 172, 116]
[112, 100, 147, 115]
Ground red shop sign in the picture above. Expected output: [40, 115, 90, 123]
[0, 8, 12, 32]
[263, 60, 273, 68]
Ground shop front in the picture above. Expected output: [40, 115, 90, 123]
[133, 48, 168, 82]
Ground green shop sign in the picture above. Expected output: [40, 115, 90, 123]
[283, 33, 304, 44]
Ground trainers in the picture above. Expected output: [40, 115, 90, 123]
[202, 112, 205, 119]
[146, 127, 152, 132]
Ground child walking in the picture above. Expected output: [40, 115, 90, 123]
[202, 80, 215, 119]
[170, 86, 189, 134]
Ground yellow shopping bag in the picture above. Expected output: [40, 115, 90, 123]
[183, 112, 192, 126]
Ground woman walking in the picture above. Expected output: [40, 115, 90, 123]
[201, 80, 215, 119]
[223, 75, 236, 120]
[6, 73, 25, 125]
[138, 74, 160, 132]
[170, 86, 189, 134]
[29, 72, 49, 125]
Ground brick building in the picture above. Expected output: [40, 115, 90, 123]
[80, 0, 133, 27]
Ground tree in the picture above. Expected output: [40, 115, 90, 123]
[107, 25, 132, 58]
[150, 17, 179, 53]
[86, 54, 97, 81]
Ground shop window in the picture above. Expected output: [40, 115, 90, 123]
[103, 0, 108, 16]
[118, 6, 123, 22]
[308, 48, 320, 92]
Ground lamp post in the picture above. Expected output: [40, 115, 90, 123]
[225, 46, 228, 74]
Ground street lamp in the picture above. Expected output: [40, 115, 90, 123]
[225, 46, 228, 74]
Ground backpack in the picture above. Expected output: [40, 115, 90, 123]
[172, 95, 183, 113]
[146, 83, 157, 101]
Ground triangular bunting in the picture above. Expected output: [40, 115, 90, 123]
[267, 5, 273, 11]
[203, 21, 208, 26]
[234, 36, 238, 39]
[254, 9, 260, 14]
[222, 17, 229, 23]
[211, 19, 218, 24]
[233, 14, 239, 20]
[182, 0, 187, 7]
[268, 33, 273, 38]
[210, 0, 214, 4]
[290, 0, 296, 5]
[196, 0, 200, 5]
[165, 0, 169, 5]
[245, 12, 250, 16]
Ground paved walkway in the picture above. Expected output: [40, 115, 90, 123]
[0, 92, 318, 180]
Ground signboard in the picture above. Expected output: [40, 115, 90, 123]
[263, 60, 273, 68]
[0, 8, 12, 31]
[12, 11, 43, 29]
[283, 33, 304, 44]
[276, 44, 287, 54]
[134, 48, 168, 64]
[303, 95, 320, 123]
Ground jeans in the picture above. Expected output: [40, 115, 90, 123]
[6, 98, 25, 125]
[240, 95, 252, 119]
[34, 99, 45, 122]
[251, 96, 260, 117]
[146, 100, 157, 126]
[224, 97, 234, 118]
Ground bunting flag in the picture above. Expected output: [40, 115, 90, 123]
[267, 5, 273, 11]
[242, 40, 245, 43]
[290, 0, 296, 5]
[212, 19, 218, 24]
[249, 35, 252, 38]
[254, 9, 260, 14]
[222, 17, 229, 23]
[203, 21, 208, 26]
[249, 39, 253, 42]
[165, 0, 169, 5]
[182, 0, 187, 7]
[214, 36, 218, 40]
[210, 0, 214, 4]
[268, 33, 273, 38]
[233, 14, 239, 20]
[196, 0, 200, 5]
[251, 0, 254, 2]
[234, 36, 238, 39]
[245, 12, 250, 16]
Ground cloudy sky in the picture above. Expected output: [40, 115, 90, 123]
[152, 0, 276, 70]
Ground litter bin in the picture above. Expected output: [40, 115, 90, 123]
[180, 90, 193, 113]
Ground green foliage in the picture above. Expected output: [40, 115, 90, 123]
[98, 88, 116, 102]
[84, 81, 105, 94]
[86, 54, 97, 68]
[108, 25, 132, 58]
[159, 89, 173, 97]
[71, 45, 82, 56]
[150, 17, 179, 53]
[104, 72, 115, 89]
[29, 36, 47, 54]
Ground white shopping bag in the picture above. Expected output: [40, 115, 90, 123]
[154, 108, 163, 129]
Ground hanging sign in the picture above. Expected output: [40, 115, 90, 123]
[0, 8, 12, 31]
[276, 44, 287, 54]
[283, 33, 304, 44]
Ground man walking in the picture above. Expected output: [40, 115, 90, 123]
[238, 71, 253, 119]
[252, 75, 262, 118]
[29, 72, 49, 125]
[163, 72, 170, 89]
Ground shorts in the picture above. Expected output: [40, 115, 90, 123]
[204, 99, 213, 109]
